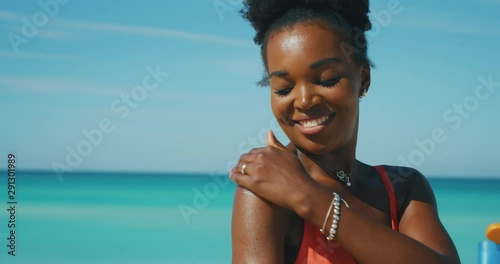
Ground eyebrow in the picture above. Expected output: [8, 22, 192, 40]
[268, 70, 288, 78]
[268, 57, 342, 78]
[310, 57, 342, 69]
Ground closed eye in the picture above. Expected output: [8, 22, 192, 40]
[318, 76, 341, 88]
[274, 86, 293, 97]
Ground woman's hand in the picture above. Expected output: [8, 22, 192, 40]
[230, 130, 318, 213]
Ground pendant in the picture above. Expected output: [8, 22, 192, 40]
[336, 171, 351, 187]
[337, 171, 347, 181]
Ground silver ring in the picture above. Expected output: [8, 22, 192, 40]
[241, 163, 247, 175]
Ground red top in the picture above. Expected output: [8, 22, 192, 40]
[295, 165, 398, 264]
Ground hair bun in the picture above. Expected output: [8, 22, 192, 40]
[327, 0, 371, 31]
[241, 0, 372, 45]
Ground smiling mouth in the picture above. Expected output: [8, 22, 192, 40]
[297, 113, 335, 128]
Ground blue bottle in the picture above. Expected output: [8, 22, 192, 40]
[478, 241, 500, 264]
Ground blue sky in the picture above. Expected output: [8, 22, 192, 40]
[0, 0, 499, 177]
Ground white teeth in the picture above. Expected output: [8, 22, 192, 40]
[299, 116, 329, 128]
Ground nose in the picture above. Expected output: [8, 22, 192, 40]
[294, 82, 322, 110]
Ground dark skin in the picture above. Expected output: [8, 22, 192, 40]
[230, 21, 460, 264]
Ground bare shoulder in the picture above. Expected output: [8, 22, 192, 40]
[379, 165, 437, 215]
[380, 165, 460, 262]
[231, 186, 291, 264]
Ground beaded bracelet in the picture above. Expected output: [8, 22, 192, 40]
[327, 193, 341, 240]
[320, 194, 336, 234]
[323, 192, 350, 241]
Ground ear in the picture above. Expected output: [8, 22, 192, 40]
[360, 64, 371, 96]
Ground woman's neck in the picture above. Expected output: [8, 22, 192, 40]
[295, 140, 359, 189]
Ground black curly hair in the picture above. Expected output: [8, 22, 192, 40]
[240, 0, 373, 86]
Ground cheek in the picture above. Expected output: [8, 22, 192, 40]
[270, 96, 285, 117]
[271, 104, 285, 129]
[326, 79, 359, 106]
[270, 96, 296, 129]
[270, 102, 288, 134]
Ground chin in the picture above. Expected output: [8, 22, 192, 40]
[302, 143, 336, 155]
[303, 132, 354, 154]
[289, 136, 339, 155]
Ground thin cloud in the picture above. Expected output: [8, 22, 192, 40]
[391, 13, 500, 36]
[0, 10, 253, 47]
[52, 17, 253, 46]
[0, 51, 78, 60]
[1, 13, 78, 41]
[0, 10, 18, 20]
[37, 28, 79, 40]
[0, 75, 121, 96]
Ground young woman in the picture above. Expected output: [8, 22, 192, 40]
[230, 1, 460, 263]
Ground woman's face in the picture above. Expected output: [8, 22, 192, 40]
[266, 21, 370, 154]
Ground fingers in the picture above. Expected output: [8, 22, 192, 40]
[239, 147, 266, 163]
[266, 130, 288, 151]
[230, 162, 253, 188]
[231, 132, 289, 186]
[230, 160, 251, 176]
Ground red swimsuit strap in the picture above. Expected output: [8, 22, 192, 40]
[374, 165, 399, 231]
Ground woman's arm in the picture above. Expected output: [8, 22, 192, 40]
[297, 169, 460, 264]
[230, 132, 460, 264]
[231, 186, 290, 264]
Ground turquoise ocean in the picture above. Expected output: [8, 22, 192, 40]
[0, 171, 499, 264]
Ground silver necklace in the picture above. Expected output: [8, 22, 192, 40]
[298, 149, 357, 187]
